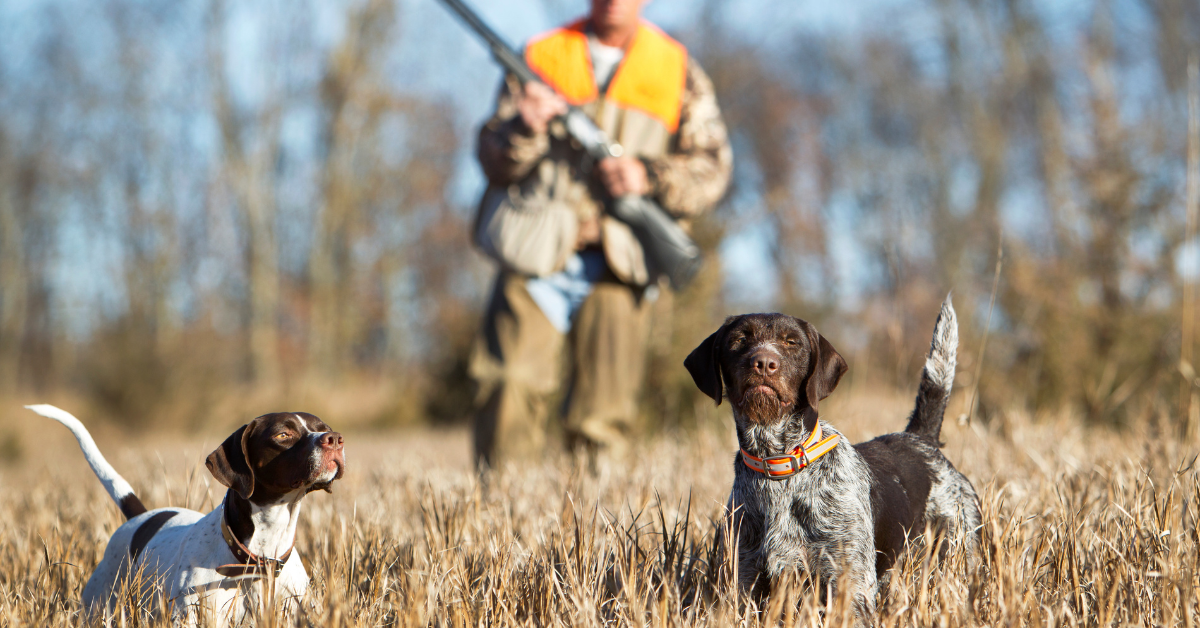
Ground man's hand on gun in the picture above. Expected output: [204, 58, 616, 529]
[598, 157, 648, 198]
[516, 82, 568, 135]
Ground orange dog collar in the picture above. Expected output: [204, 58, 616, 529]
[740, 422, 841, 481]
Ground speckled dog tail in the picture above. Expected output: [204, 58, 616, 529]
[904, 294, 958, 444]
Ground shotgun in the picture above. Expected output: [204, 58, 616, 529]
[438, 0, 702, 289]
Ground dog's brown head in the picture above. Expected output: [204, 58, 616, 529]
[205, 412, 345, 503]
[685, 314, 847, 425]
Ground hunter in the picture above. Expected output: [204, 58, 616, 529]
[470, 0, 732, 468]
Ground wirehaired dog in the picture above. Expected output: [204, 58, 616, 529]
[27, 404, 345, 626]
[684, 296, 981, 616]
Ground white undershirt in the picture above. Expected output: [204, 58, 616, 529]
[588, 36, 625, 92]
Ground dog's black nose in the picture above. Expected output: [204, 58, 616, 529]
[751, 350, 779, 375]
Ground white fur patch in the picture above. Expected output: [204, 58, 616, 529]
[923, 294, 958, 392]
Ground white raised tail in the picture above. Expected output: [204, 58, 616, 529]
[25, 404, 148, 519]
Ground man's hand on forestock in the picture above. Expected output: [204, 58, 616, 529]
[598, 157, 649, 198]
[516, 82, 567, 135]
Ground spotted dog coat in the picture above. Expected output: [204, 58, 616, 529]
[685, 296, 981, 616]
[26, 405, 346, 626]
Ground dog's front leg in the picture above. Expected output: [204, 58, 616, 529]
[275, 557, 313, 619]
[737, 542, 772, 600]
[722, 499, 770, 599]
[821, 541, 879, 626]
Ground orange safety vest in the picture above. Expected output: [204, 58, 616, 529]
[524, 20, 687, 134]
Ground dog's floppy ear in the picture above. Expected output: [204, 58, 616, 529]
[800, 320, 848, 410]
[205, 420, 260, 499]
[685, 319, 734, 405]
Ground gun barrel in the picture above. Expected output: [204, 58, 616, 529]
[437, 0, 620, 158]
[437, 0, 541, 85]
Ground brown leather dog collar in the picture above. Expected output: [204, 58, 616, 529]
[741, 422, 841, 481]
[216, 493, 293, 578]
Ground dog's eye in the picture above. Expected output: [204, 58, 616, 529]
[274, 432, 294, 441]
[784, 338, 799, 347]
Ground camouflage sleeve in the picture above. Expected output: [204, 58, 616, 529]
[477, 73, 551, 186]
[644, 57, 733, 218]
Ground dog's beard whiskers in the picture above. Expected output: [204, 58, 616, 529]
[737, 389, 787, 425]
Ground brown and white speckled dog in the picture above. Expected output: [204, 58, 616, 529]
[685, 295, 981, 616]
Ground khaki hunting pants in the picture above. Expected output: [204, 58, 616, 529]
[469, 272, 650, 468]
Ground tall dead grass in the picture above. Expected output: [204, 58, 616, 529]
[2, 389, 1198, 626]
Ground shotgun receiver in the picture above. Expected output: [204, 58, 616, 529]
[438, 0, 702, 289]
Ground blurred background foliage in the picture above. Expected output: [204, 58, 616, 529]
[1, 0, 1198, 436]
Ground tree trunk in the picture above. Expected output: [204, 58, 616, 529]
[245, 152, 281, 385]
[0, 153, 27, 393]
[208, 0, 281, 385]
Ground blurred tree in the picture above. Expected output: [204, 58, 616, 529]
[208, 0, 283, 385]
[1, 0, 1198, 431]
[0, 131, 29, 395]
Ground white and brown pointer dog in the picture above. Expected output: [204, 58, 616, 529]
[27, 404, 345, 624]
[685, 296, 980, 616]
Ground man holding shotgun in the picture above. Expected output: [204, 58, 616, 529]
[466, 0, 732, 468]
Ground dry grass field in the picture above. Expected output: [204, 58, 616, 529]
[2, 389, 1198, 626]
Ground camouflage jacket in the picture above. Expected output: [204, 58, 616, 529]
[476, 56, 733, 286]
